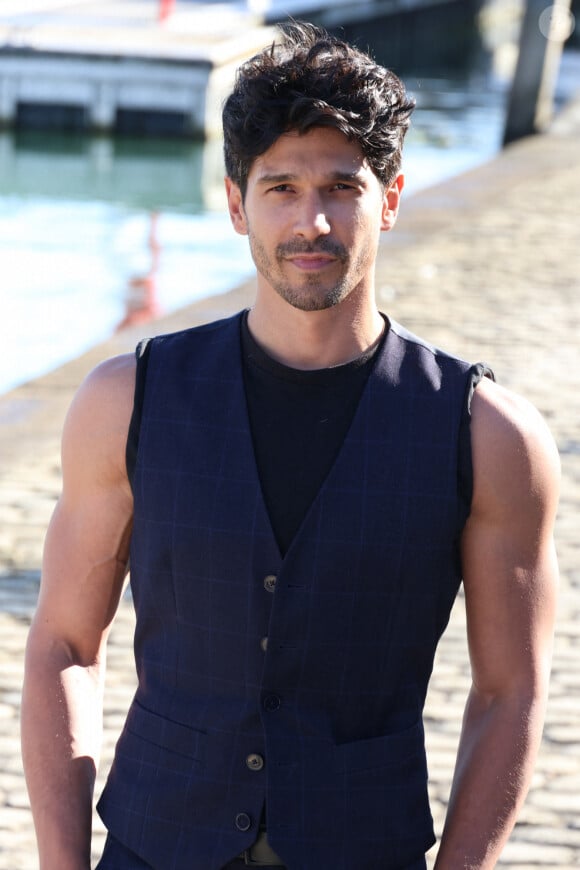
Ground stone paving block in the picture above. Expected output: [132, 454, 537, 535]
[499, 837, 577, 866]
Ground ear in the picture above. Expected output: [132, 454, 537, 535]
[380, 173, 404, 232]
[225, 177, 248, 236]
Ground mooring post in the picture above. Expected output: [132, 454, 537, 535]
[503, 0, 574, 145]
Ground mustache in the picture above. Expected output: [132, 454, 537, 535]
[276, 239, 348, 261]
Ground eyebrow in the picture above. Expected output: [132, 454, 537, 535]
[256, 170, 367, 186]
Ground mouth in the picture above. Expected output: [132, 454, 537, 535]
[286, 254, 336, 271]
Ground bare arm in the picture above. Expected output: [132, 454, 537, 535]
[435, 378, 560, 869]
[21, 354, 136, 870]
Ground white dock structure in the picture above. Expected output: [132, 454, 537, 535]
[0, 1, 277, 137]
[0, 0, 464, 138]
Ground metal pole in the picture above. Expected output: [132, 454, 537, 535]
[503, 0, 574, 145]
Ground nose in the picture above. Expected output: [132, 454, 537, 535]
[293, 193, 331, 240]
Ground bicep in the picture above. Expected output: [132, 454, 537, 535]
[35, 492, 132, 665]
[461, 379, 560, 699]
[30, 355, 136, 667]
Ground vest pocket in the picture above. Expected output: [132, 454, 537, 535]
[332, 720, 434, 860]
[124, 700, 206, 766]
[334, 719, 423, 773]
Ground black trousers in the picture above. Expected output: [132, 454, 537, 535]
[222, 863, 284, 869]
[98, 831, 426, 869]
[223, 865, 425, 870]
[221, 862, 285, 869]
[97, 833, 285, 869]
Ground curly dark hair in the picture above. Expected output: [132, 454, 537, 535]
[222, 21, 415, 197]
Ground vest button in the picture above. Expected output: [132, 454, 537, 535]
[263, 694, 281, 712]
[235, 812, 252, 832]
[260, 636, 268, 652]
[263, 574, 277, 593]
[246, 753, 265, 771]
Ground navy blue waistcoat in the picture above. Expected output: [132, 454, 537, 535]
[97, 312, 475, 870]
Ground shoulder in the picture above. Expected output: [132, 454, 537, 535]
[140, 313, 243, 374]
[151, 312, 243, 349]
[469, 377, 560, 526]
[62, 353, 136, 491]
[79, 351, 136, 395]
[66, 353, 136, 435]
[385, 319, 473, 394]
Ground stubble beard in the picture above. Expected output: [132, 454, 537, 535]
[248, 231, 358, 313]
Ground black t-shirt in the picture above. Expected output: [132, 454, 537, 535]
[240, 310, 383, 555]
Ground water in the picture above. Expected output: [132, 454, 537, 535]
[0, 65, 556, 397]
[0, 134, 258, 395]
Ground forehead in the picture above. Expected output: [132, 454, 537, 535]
[249, 127, 371, 181]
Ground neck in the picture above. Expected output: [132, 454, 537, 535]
[248, 291, 385, 370]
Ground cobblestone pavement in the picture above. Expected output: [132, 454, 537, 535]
[1, 99, 579, 867]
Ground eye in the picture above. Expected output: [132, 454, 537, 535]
[269, 184, 293, 193]
[332, 182, 356, 191]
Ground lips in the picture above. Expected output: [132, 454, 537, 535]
[286, 255, 336, 270]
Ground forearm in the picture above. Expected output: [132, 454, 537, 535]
[21, 634, 105, 870]
[434, 683, 547, 869]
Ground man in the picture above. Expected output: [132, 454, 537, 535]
[22, 21, 559, 870]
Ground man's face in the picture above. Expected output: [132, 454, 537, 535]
[226, 127, 402, 312]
